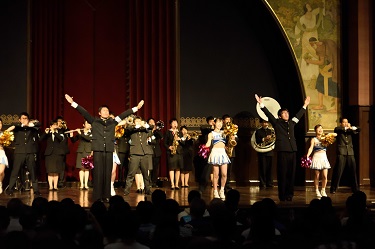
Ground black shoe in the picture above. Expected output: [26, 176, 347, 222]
[286, 196, 293, 201]
[34, 191, 42, 196]
[6, 189, 13, 196]
[175, 187, 180, 190]
[102, 198, 109, 203]
[266, 184, 274, 188]
[330, 189, 336, 194]
[123, 191, 130, 196]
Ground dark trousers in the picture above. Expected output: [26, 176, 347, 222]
[277, 152, 296, 201]
[124, 154, 151, 193]
[150, 156, 161, 185]
[330, 155, 359, 192]
[258, 153, 273, 187]
[117, 152, 129, 183]
[58, 155, 66, 185]
[93, 151, 113, 200]
[8, 153, 39, 192]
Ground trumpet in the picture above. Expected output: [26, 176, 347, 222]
[156, 120, 164, 130]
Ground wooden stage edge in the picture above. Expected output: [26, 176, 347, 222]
[1, 182, 375, 210]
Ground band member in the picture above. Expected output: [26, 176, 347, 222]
[123, 116, 153, 196]
[164, 118, 183, 190]
[306, 124, 336, 197]
[255, 94, 310, 201]
[180, 125, 194, 188]
[0, 118, 13, 194]
[56, 116, 69, 188]
[206, 118, 231, 199]
[40, 120, 66, 190]
[255, 119, 274, 189]
[65, 94, 144, 201]
[147, 118, 163, 187]
[194, 116, 214, 192]
[70, 120, 92, 190]
[330, 118, 360, 194]
[6, 112, 42, 196]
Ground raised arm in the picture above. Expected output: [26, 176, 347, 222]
[65, 94, 95, 123]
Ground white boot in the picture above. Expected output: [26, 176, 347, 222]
[0, 182, 2, 194]
[213, 190, 220, 198]
[316, 189, 322, 198]
[219, 189, 225, 199]
[321, 188, 327, 197]
[111, 181, 115, 196]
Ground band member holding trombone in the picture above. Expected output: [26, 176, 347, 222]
[255, 94, 310, 201]
[65, 94, 144, 202]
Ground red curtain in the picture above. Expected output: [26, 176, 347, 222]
[127, 0, 176, 176]
[31, 0, 64, 180]
[31, 0, 176, 179]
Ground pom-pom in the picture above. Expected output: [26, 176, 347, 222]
[81, 155, 94, 170]
[301, 155, 312, 168]
[0, 131, 14, 147]
[198, 144, 210, 159]
[320, 133, 336, 147]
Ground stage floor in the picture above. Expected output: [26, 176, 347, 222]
[1, 183, 375, 210]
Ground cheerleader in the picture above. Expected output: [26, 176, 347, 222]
[306, 124, 336, 197]
[205, 118, 232, 199]
[0, 118, 13, 194]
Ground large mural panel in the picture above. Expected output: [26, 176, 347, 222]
[266, 0, 341, 132]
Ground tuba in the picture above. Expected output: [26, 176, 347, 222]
[251, 126, 276, 153]
[251, 96, 280, 153]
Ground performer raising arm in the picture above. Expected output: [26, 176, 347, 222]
[255, 94, 310, 201]
[65, 94, 144, 202]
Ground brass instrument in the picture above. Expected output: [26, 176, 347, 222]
[170, 132, 180, 155]
[60, 120, 68, 130]
[115, 125, 125, 138]
[223, 122, 238, 157]
[156, 120, 164, 130]
[252, 96, 280, 152]
[125, 114, 135, 126]
[189, 131, 199, 140]
[251, 127, 276, 153]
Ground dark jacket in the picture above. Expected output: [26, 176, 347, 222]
[40, 132, 66, 156]
[75, 105, 134, 152]
[12, 122, 41, 154]
[261, 106, 306, 152]
[127, 126, 154, 156]
[149, 129, 163, 157]
[164, 130, 183, 155]
[334, 126, 360, 156]
[71, 131, 92, 153]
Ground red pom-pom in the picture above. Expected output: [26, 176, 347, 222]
[198, 144, 210, 159]
[81, 155, 94, 170]
[301, 155, 312, 168]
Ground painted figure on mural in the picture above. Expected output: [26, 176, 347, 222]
[305, 37, 339, 112]
[294, 1, 325, 84]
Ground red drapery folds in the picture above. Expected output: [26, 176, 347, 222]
[31, 0, 64, 180]
[31, 0, 176, 179]
[126, 0, 177, 177]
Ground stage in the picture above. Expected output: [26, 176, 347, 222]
[1, 183, 375, 211]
